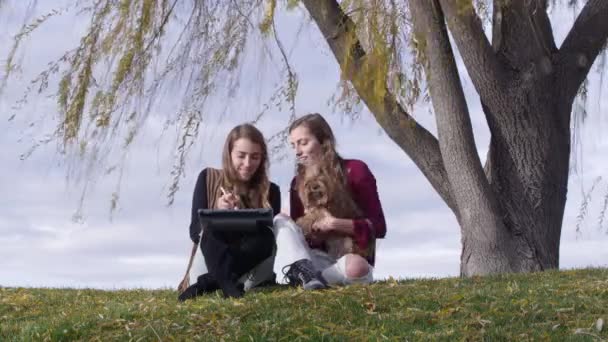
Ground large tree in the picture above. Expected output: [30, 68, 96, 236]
[2, 0, 607, 276]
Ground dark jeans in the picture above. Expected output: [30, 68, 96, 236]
[200, 227, 275, 289]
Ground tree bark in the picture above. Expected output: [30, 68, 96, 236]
[479, 0, 601, 272]
[482, 95, 570, 272]
[477, 1, 573, 272]
[439, 0, 511, 116]
[492, 0, 557, 71]
[410, 0, 520, 276]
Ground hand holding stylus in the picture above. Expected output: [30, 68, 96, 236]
[218, 187, 239, 210]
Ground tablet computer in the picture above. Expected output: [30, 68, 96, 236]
[197, 208, 274, 233]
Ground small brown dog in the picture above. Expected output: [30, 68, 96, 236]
[296, 171, 364, 259]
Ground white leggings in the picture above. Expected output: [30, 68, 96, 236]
[272, 214, 374, 286]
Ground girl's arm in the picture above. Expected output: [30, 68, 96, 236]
[189, 169, 209, 244]
[322, 160, 387, 250]
[269, 183, 281, 216]
[289, 177, 304, 220]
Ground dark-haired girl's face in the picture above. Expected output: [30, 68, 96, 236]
[231, 138, 262, 181]
[289, 125, 322, 167]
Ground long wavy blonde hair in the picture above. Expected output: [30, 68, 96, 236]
[221, 123, 270, 209]
[289, 113, 350, 203]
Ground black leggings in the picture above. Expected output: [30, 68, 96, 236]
[200, 228, 275, 287]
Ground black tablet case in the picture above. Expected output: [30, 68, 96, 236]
[197, 208, 274, 233]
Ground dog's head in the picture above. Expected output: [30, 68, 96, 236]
[302, 177, 329, 209]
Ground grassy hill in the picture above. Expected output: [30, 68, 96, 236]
[1, 268, 607, 341]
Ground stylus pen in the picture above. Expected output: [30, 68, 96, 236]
[220, 186, 238, 210]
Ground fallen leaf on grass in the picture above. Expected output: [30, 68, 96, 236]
[478, 319, 492, 327]
[364, 302, 376, 314]
[290, 289, 304, 297]
[436, 307, 459, 319]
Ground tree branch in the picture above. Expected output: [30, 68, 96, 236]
[491, 1, 557, 68]
[409, 0, 507, 238]
[558, 0, 608, 101]
[438, 0, 510, 116]
[528, 0, 557, 55]
[300, 0, 457, 214]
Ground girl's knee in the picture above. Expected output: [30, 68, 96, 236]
[273, 213, 291, 226]
[273, 214, 303, 233]
[274, 213, 289, 219]
[344, 254, 370, 279]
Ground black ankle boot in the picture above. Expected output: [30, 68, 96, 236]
[177, 273, 220, 302]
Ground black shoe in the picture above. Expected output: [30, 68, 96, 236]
[177, 273, 219, 302]
[178, 283, 201, 302]
[282, 259, 327, 290]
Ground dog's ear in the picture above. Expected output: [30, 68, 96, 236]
[310, 179, 329, 206]
[317, 187, 329, 206]
[301, 179, 315, 207]
[302, 178, 320, 207]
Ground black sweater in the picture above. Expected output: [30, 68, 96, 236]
[189, 168, 281, 243]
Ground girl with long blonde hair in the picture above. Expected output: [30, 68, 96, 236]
[273, 113, 387, 289]
[178, 123, 281, 301]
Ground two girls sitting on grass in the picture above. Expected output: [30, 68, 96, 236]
[178, 114, 386, 301]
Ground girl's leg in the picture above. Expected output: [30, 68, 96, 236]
[320, 253, 374, 286]
[231, 227, 275, 275]
[272, 214, 327, 290]
[182, 229, 275, 300]
[241, 250, 276, 291]
[272, 214, 313, 266]
[200, 230, 244, 298]
[230, 227, 276, 291]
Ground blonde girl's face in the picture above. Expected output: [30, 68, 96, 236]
[289, 125, 323, 167]
[231, 138, 263, 181]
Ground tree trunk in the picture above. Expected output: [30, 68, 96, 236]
[470, 82, 572, 275]
[451, 1, 582, 275]
[410, 0, 519, 276]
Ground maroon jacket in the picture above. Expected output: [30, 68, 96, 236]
[290, 159, 387, 265]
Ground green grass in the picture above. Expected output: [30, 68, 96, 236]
[1, 268, 607, 341]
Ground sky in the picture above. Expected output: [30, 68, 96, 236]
[1, 1, 607, 290]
